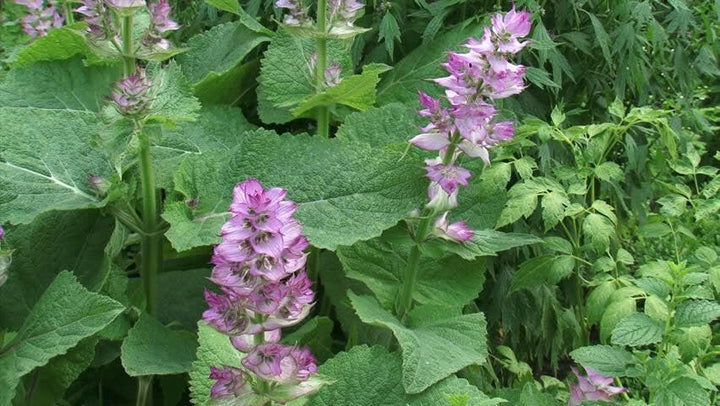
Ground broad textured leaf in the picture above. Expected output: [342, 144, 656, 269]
[377, 23, 485, 105]
[189, 322, 243, 405]
[674, 300, 720, 328]
[0, 57, 120, 111]
[306, 345, 406, 406]
[610, 313, 664, 346]
[454, 162, 512, 230]
[0, 108, 113, 225]
[350, 293, 487, 393]
[407, 376, 505, 406]
[177, 21, 269, 104]
[121, 313, 198, 376]
[338, 226, 486, 309]
[145, 61, 201, 124]
[336, 103, 422, 146]
[600, 298, 636, 343]
[569, 345, 633, 377]
[654, 377, 710, 406]
[0, 210, 115, 329]
[257, 29, 352, 124]
[153, 105, 256, 188]
[152, 270, 216, 330]
[12, 25, 107, 67]
[293, 63, 391, 116]
[586, 282, 617, 325]
[0, 271, 124, 405]
[164, 132, 426, 251]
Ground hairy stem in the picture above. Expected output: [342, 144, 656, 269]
[138, 131, 162, 317]
[136, 376, 153, 406]
[121, 15, 135, 76]
[315, 0, 330, 137]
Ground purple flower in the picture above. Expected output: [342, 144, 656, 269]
[110, 68, 152, 116]
[209, 366, 250, 398]
[490, 6, 532, 54]
[275, 0, 310, 25]
[0, 225, 4, 242]
[425, 159, 471, 195]
[202, 290, 258, 335]
[144, 0, 179, 49]
[568, 367, 626, 405]
[324, 63, 342, 87]
[242, 344, 317, 384]
[426, 183, 459, 212]
[76, 0, 111, 38]
[106, 0, 145, 10]
[230, 329, 281, 352]
[16, 0, 64, 38]
[328, 0, 364, 22]
[434, 212, 473, 242]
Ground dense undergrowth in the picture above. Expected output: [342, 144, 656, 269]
[0, 0, 719, 405]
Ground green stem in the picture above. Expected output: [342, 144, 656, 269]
[64, 1, 75, 24]
[121, 15, 135, 76]
[135, 376, 153, 406]
[315, 0, 329, 138]
[138, 131, 161, 317]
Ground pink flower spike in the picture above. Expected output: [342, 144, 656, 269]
[568, 366, 626, 406]
[410, 133, 451, 151]
[209, 366, 250, 398]
[425, 159, 471, 195]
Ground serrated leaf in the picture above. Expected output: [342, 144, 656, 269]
[335, 103, 422, 146]
[0, 210, 115, 329]
[510, 255, 574, 292]
[600, 298, 636, 343]
[654, 377, 710, 406]
[541, 191, 569, 230]
[177, 21, 269, 104]
[163, 132, 426, 251]
[379, 12, 401, 58]
[189, 322, 243, 405]
[145, 61, 201, 124]
[674, 300, 720, 327]
[337, 226, 486, 309]
[610, 313, 664, 346]
[496, 193, 538, 228]
[586, 12, 613, 70]
[12, 25, 109, 67]
[582, 213, 615, 250]
[569, 345, 633, 377]
[0, 271, 124, 405]
[257, 29, 351, 124]
[293, 63, 391, 116]
[587, 282, 617, 325]
[594, 161, 624, 183]
[350, 293, 487, 393]
[203, 0, 272, 35]
[121, 313, 198, 376]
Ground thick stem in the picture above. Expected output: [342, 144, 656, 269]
[139, 131, 161, 317]
[395, 217, 432, 321]
[121, 15, 135, 76]
[64, 1, 75, 24]
[315, 0, 330, 138]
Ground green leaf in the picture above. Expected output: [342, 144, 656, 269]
[350, 293, 488, 393]
[496, 193, 538, 228]
[20, 337, 98, 406]
[610, 313, 664, 347]
[378, 12, 401, 58]
[0, 210, 115, 329]
[582, 213, 615, 251]
[153, 105, 256, 188]
[586, 282, 617, 325]
[203, 0, 272, 35]
[282, 316, 334, 363]
[164, 132, 426, 251]
[594, 162, 624, 183]
[585, 12, 613, 69]
[336, 103, 423, 146]
[0, 57, 120, 111]
[188, 322, 243, 405]
[121, 313, 198, 376]
[569, 345, 633, 377]
[177, 21, 270, 104]
[454, 162, 512, 230]
[608, 98, 625, 119]
[257, 29, 351, 124]
[294, 63, 391, 116]
[0, 108, 113, 225]
[338, 226, 486, 309]
[654, 377, 710, 406]
[0, 271, 124, 405]
[306, 345, 406, 406]
[407, 376, 505, 406]
[674, 300, 720, 327]
[377, 23, 485, 105]
[510, 255, 574, 292]
[541, 191, 570, 230]
[145, 61, 201, 124]
[12, 25, 110, 67]
[600, 298, 636, 343]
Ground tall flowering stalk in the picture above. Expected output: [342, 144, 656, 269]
[203, 179, 325, 404]
[396, 7, 531, 319]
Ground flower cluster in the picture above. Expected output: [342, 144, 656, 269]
[569, 367, 626, 405]
[410, 7, 531, 241]
[0, 226, 10, 288]
[275, 0, 363, 27]
[203, 179, 321, 403]
[110, 67, 152, 116]
[307, 53, 343, 88]
[75, 0, 178, 51]
[15, 0, 63, 38]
